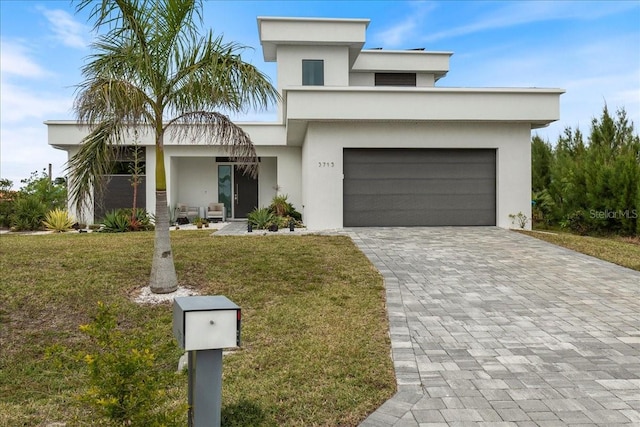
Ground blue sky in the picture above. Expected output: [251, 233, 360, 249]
[1, 0, 639, 188]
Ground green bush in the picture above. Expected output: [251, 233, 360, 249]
[100, 209, 154, 232]
[19, 169, 67, 211]
[10, 196, 47, 231]
[101, 210, 131, 232]
[268, 194, 302, 221]
[125, 208, 154, 231]
[248, 196, 304, 230]
[560, 209, 589, 235]
[247, 207, 276, 230]
[79, 302, 186, 425]
[0, 178, 14, 228]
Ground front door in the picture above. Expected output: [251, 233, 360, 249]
[233, 167, 258, 218]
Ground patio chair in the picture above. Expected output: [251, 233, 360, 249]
[206, 203, 226, 223]
[176, 203, 198, 224]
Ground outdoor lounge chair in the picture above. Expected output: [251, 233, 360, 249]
[206, 203, 226, 223]
[176, 203, 199, 224]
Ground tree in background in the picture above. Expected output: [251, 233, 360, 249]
[531, 136, 553, 193]
[68, 0, 278, 293]
[5, 170, 68, 231]
[0, 178, 16, 228]
[533, 105, 639, 235]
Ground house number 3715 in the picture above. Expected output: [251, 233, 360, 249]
[318, 162, 335, 167]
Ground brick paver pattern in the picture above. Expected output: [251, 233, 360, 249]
[349, 227, 640, 427]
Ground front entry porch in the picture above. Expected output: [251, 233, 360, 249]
[169, 156, 276, 221]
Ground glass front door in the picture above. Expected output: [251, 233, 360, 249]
[218, 165, 232, 219]
[218, 165, 258, 219]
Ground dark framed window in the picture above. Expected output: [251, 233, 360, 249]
[375, 73, 417, 87]
[302, 59, 324, 86]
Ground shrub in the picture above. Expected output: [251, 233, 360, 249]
[10, 196, 47, 231]
[247, 207, 276, 230]
[124, 208, 154, 231]
[268, 194, 302, 221]
[101, 210, 131, 232]
[0, 178, 15, 228]
[43, 208, 75, 232]
[270, 194, 290, 217]
[19, 169, 67, 211]
[561, 209, 589, 235]
[508, 212, 529, 229]
[79, 302, 186, 425]
[100, 209, 154, 232]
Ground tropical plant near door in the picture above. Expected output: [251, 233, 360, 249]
[67, 0, 278, 293]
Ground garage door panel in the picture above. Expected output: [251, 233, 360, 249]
[345, 193, 495, 211]
[344, 178, 496, 195]
[346, 162, 495, 179]
[343, 148, 496, 226]
[346, 149, 495, 164]
[345, 208, 495, 226]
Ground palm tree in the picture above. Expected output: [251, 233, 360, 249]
[68, 0, 278, 293]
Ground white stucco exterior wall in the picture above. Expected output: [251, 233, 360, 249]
[300, 121, 532, 230]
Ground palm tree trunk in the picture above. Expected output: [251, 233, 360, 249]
[149, 137, 178, 293]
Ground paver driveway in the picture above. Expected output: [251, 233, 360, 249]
[348, 227, 640, 427]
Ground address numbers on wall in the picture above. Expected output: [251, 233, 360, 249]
[318, 162, 335, 167]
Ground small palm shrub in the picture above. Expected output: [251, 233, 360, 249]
[247, 207, 276, 230]
[270, 194, 290, 217]
[43, 208, 75, 232]
[268, 194, 302, 221]
[10, 196, 47, 231]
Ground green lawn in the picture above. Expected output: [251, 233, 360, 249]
[0, 231, 395, 426]
[517, 230, 640, 272]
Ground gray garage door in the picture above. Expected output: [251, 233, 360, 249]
[343, 148, 496, 226]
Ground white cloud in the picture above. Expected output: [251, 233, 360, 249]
[39, 7, 89, 49]
[422, 1, 639, 43]
[371, 2, 437, 48]
[0, 79, 72, 123]
[0, 125, 68, 188]
[0, 39, 49, 78]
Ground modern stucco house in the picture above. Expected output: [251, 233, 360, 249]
[46, 16, 563, 230]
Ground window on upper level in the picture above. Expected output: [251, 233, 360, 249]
[375, 73, 417, 87]
[302, 60, 324, 86]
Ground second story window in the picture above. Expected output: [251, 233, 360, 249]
[302, 59, 324, 86]
[375, 73, 417, 87]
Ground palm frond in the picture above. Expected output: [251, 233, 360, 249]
[165, 31, 279, 115]
[74, 77, 153, 127]
[66, 119, 125, 213]
[166, 111, 258, 177]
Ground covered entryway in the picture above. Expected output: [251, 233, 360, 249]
[343, 148, 496, 226]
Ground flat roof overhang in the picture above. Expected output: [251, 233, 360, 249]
[258, 16, 369, 63]
[282, 86, 564, 144]
[45, 121, 288, 147]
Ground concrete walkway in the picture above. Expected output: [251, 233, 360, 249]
[348, 227, 640, 426]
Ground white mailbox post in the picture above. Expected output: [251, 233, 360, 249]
[173, 296, 241, 427]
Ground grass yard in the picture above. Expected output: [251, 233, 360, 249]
[517, 230, 640, 272]
[0, 231, 395, 426]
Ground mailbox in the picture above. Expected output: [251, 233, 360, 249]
[173, 296, 241, 351]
